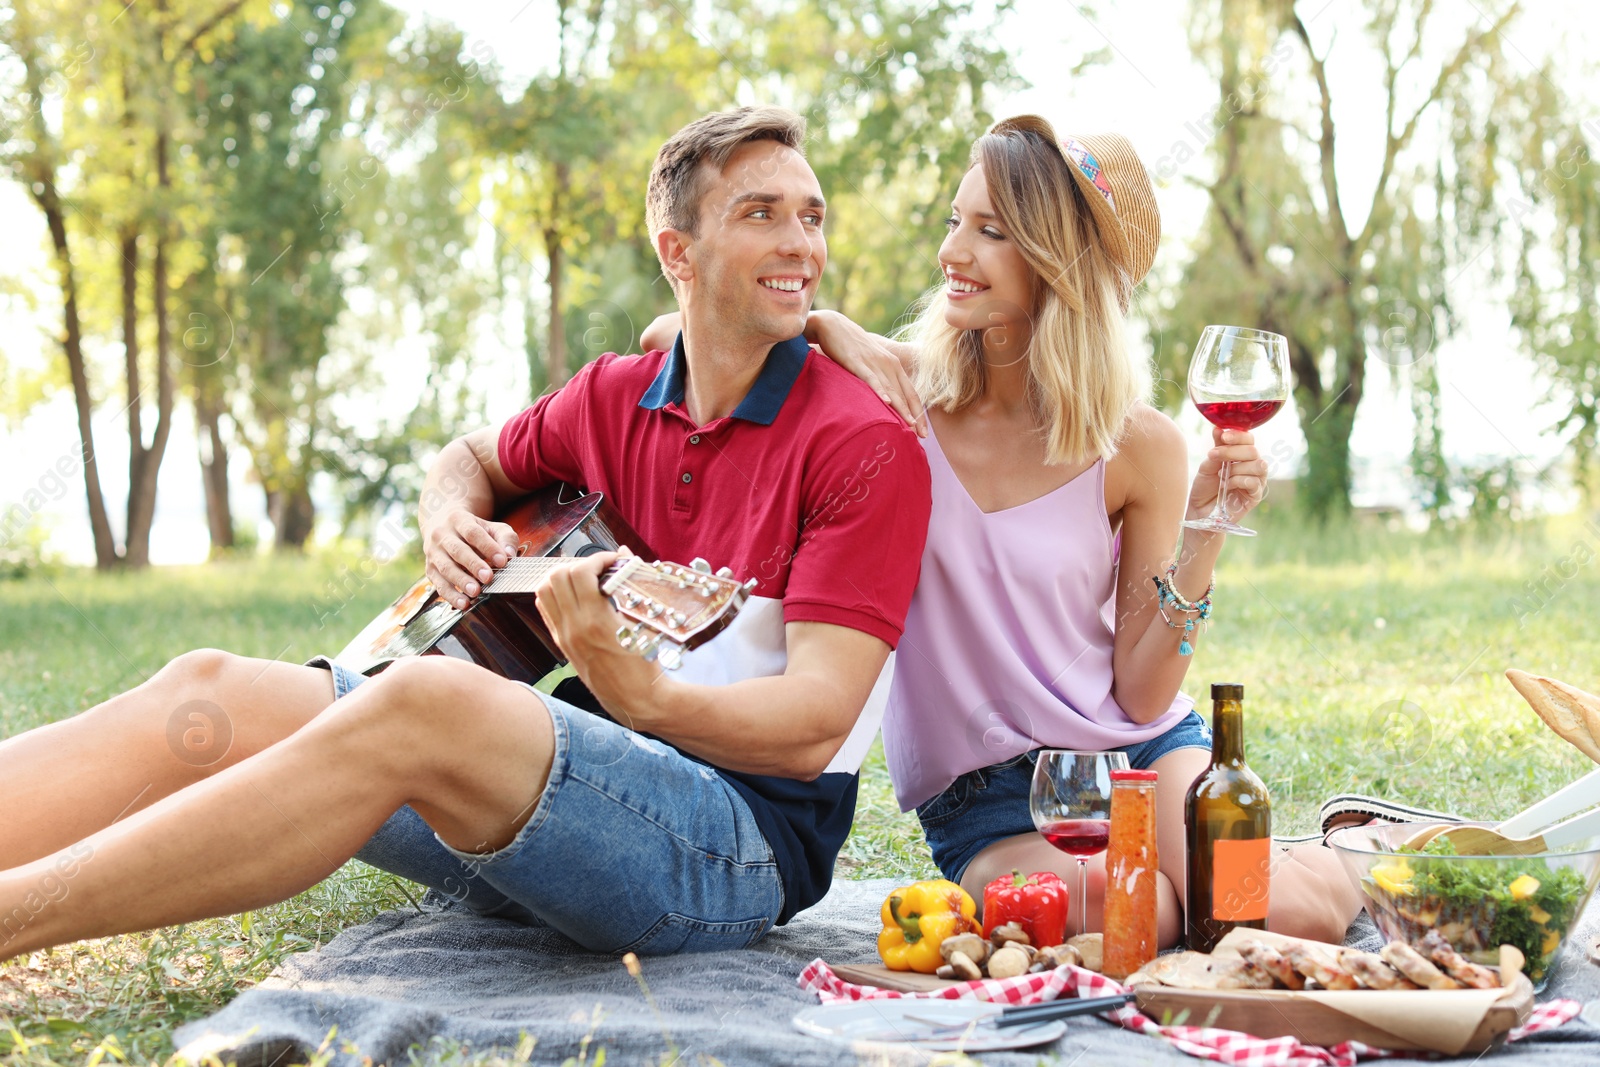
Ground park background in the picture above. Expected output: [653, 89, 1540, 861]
[3, 1, 1600, 1064]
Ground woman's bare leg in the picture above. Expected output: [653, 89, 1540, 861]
[0, 649, 339, 866]
[0, 656, 553, 962]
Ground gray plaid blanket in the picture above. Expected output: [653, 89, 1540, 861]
[174, 874, 1600, 1066]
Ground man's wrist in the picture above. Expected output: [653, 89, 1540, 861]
[600, 662, 678, 733]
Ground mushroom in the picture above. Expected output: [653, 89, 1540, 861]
[944, 949, 984, 981]
[1030, 943, 1082, 972]
[1067, 933, 1103, 972]
[940, 932, 990, 966]
[989, 922, 1032, 948]
[986, 944, 1031, 980]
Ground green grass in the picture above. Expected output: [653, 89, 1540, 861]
[3, 513, 1599, 1064]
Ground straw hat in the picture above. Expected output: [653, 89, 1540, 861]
[989, 116, 1161, 298]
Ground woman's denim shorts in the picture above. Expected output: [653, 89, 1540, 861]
[916, 710, 1213, 884]
[313, 658, 786, 955]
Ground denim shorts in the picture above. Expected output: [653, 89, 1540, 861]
[318, 659, 786, 955]
[916, 710, 1214, 884]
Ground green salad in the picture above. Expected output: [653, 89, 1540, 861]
[1361, 836, 1590, 982]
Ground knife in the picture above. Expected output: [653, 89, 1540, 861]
[867, 991, 1136, 1042]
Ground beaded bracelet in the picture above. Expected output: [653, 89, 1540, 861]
[1151, 561, 1214, 656]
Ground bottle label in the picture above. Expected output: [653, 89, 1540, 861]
[1211, 837, 1271, 921]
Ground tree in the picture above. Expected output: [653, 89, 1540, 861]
[0, 0, 263, 568]
[1153, 0, 1578, 520]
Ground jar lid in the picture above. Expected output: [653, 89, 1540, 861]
[1110, 769, 1158, 781]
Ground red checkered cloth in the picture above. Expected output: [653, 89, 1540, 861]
[797, 960, 1582, 1066]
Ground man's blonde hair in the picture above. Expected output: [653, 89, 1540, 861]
[911, 120, 1145, 466]
[646, 107, 808, 290]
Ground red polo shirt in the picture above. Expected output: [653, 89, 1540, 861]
[496, 333, 931, 921]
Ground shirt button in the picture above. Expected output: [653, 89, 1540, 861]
[681, 472, 693, 484]
[689, 434, 701, 444]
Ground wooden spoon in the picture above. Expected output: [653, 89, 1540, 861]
[1398, 823, 1453, 850]
[1423, 806, 1600, 856]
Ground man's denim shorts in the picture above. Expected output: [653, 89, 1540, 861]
[319, 659, 786, 955]
[916, 710, 1214, 884]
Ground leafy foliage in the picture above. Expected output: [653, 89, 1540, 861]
[1154, 0, 1587, 520]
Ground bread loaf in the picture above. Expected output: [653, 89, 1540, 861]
[1506, 669, 1600, 765]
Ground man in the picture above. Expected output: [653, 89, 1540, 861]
[0, 107, 930, 958]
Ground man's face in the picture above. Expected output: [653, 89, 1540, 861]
[681, 141, 827, 344]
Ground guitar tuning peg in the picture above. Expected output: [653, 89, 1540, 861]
[715, 566, 734, 579]
[655, 641, 684, 671]
[614, 624, 637, 650]
[690, 557, 711, 573]
[634, 633, 660, 658]
[670, 611, 688, 628]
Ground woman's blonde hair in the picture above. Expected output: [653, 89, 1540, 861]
[910, 117, 1147, 466]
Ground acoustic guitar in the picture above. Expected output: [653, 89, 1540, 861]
[334, 484, 753, 684]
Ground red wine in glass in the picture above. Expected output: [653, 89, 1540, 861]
[1039, 818, 1111, 857]
[1183, 325, 1291, 537]
[1193, 398, 1284, 432]
[1030, 750, 1129, 935]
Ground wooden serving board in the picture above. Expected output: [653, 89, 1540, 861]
[1133, 978, 1531, 1055]
[829, 962, 969, 993]
[1130, 928, 1535, 1056]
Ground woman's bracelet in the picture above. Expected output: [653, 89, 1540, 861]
[1151, 561, 1213, 656]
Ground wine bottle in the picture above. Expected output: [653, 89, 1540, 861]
[1184, 683, 1272, 952]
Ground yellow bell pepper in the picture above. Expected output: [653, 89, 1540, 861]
[1370, 858, 1414, 897]
[1509, 874, 1540, 901]
[877, 878, 980, 973]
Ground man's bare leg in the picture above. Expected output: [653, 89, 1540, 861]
[0, 656, 555, 961]
[0, 650, 342, 867]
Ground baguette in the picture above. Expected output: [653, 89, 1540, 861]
[1506, 669, 1600, 765]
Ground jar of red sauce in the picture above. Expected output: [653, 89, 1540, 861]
[1103, 768, 1159, 980]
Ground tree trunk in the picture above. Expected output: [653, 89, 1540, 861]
[269, 483, 316, 550]
[523, 256, 545, 397]
[545, 229, 567, 388]
[544, 161, 570, 387]
[125, 128, 177, 568]
[39, 188, 119, 569]
[195, 372, 234, 552]
[121, 228, 149, 567]
[1289, 287, 1365, 522]
[1297, 382, 1359, 521]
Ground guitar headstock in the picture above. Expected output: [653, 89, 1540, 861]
[602, 556, 755, 670]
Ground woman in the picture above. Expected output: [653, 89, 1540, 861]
[644, 116, 1365, 946]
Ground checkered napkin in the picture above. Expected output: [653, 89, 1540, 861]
[797, 960, 1582, 1066]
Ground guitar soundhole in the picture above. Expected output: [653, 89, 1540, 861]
[559, 527, 619, 557]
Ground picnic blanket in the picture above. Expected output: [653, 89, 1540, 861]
[174, 874, 1600, 1066]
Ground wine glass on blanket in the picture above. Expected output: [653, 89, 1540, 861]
[1181, 325, 1290, 537]
[1030, 750, 1130, 936]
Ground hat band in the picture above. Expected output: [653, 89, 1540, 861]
[1062, 138, 1116, 212]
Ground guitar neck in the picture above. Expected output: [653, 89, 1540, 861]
[482, 555, 620, 595]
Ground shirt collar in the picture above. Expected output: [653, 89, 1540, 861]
[638, 332, 810, 426]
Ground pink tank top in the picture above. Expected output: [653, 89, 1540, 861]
[884, 427, 1193, 811]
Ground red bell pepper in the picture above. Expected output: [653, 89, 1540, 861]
[983, 869, 1069, 948]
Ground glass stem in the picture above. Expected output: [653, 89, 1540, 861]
[1077, 858, 1090, 936]
[1208, 458, 1233, 522]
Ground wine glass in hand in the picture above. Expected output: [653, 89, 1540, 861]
[1182, 325, 1290, 537]
[1031, 750, 1130, 936]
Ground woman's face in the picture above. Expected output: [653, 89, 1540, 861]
[938, 164, 1035, 339]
